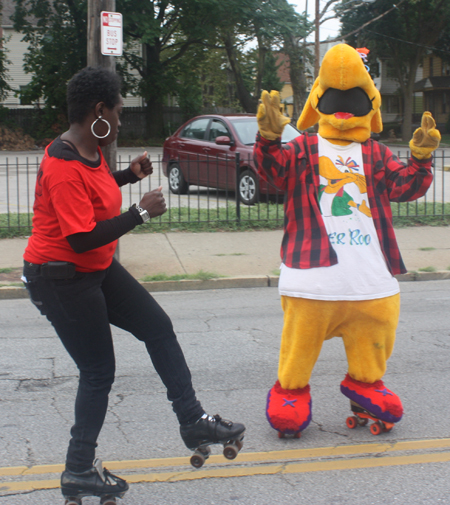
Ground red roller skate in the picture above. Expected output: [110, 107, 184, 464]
[341, 374, 403, 435]
[266, 381, 312, 439]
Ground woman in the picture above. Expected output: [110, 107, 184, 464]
[22, 67, 245, 502]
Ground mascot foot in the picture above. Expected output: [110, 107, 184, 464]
[266, 381, 312, 437]
[340, 374, 403, 426]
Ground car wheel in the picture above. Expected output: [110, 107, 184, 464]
[168, 163, 189, 194]
[239, 169, 258, 205]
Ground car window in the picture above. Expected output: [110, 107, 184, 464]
[230, 118, 300, 145]
[180, 118, 210, 140]
[208, 120, 230, 142]
[230, 119, 259, 145]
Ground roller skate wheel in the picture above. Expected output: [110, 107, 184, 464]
[370, 422, 382, 435]
[100, 496, 117, 505]
[294, 431, 301, 439]
[346, 416, 358, 429]
[359, 418, 369, 426]
[64, 498, 82, 505]
[278, 432, 285, 439]
[223, 444, 238, 460]
[235, 439, 244, 451]
[190, 452, 206, 468]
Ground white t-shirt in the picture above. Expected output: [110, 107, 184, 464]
[279, 135, 399, 301]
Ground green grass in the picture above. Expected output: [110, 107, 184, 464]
[1, 201, 449, 238]
[0, 268, 13, 274]
[418, 266, 437, 272]
[391, 202, 450, 227]
[133, 203, 285, 233]
[140, 270, 222, 282]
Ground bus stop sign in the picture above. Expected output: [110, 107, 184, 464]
[101, 11, 123, 56]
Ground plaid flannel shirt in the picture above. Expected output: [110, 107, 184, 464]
[253, 132, 433, 275]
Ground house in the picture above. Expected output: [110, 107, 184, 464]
[414, 54, 450, 131]
[0, 0, 141, 108]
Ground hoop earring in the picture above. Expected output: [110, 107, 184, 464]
[91, 116, 111, 139]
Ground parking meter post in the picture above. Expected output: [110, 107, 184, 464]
[235, 152, 241, 223]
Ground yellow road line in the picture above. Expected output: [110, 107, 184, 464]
[1, 438, 449, 477]
[2, 452, 450, 492]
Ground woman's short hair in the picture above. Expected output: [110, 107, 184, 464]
[67, 67, 122, 124]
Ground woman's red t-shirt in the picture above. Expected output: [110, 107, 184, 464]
[24, 143, 122, 272]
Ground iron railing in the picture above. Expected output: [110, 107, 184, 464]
[0, 150, 449, 236]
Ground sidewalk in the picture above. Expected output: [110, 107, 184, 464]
[0, 226, 449, 299]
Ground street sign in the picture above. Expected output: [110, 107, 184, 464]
[100, 11, 123, 56]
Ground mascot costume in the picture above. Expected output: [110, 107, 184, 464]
[253, 44, 440, 437]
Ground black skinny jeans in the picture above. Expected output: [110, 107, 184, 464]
[23, 258, 204, 473]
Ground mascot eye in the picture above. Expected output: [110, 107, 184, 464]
[318, 87, 373, 117]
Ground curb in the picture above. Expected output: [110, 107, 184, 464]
[1, 272, 449, 301]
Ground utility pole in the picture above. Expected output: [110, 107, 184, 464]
[314, 0, 320, 79]
[87, 0, 117, 174]
[87, 0, 119, 258]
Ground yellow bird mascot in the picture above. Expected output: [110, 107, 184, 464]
[254, 43, 440, 437]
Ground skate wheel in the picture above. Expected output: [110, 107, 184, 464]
[223, 444, 238, 460]
[294, 431, 301, 439]
[359, 418, 369, 426]
[346, 416, 358, 429]
[370, 422, 382, 435]
[64, 498, 82, 505]
[190, 452, 206, 468]
[100, 496, 117, 505]
[235, 439, 244, 451]
[278, 431, 285, 438]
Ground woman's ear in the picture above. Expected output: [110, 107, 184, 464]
[297, 78, 321, 130]
[94, 102, 105, 118]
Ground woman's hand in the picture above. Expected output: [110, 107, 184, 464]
[139, 186, 167, 218]
[130, 151, 153, 179]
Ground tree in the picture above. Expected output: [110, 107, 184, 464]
[338, 0, 450, 140]
[12, 0, 87, 137]
[0, 4, 13, 102]
[211, 0, 310, 115]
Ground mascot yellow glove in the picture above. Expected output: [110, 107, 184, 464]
[256, 90, 291, 141]
[409, 112, 441, 160]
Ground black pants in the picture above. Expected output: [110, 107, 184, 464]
[23, 258, 204, 472]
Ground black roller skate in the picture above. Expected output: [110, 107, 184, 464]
[180, 414, 246, 469]
[61, 458, 128, 505]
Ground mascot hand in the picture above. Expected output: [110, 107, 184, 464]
[409, 112, 441, 159]
[257, 90, 290, 141]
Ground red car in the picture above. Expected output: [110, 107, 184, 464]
[162, 114, 300, 205]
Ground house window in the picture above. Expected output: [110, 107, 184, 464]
[19, 86, 32, 106]
[382, 96, 400, 114]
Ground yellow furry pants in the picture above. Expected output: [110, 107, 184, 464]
[278, 294, 400, 390]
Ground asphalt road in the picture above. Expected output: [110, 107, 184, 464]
[0, 281, 450, 504]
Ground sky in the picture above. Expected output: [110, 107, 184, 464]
[288, 0, 342, 42]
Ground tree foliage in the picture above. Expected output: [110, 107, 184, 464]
[0, 3, 13, 102]
[337, 0, 450, 139]
[12, 0, 87, 137]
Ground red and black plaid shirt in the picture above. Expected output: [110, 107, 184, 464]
[253, 133, 433, 275]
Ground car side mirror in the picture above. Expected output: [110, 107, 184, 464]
[215, 136, 232, 146]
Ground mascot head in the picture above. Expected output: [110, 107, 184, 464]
[297, 44, 382, 144]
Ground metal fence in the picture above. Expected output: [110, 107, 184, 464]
[0, 149, 449, 236]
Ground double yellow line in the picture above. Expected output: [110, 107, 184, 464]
[2, 439, 450, 493]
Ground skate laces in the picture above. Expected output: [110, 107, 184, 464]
[200, 414, 232, 427]
[93, 458, 125, 488]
